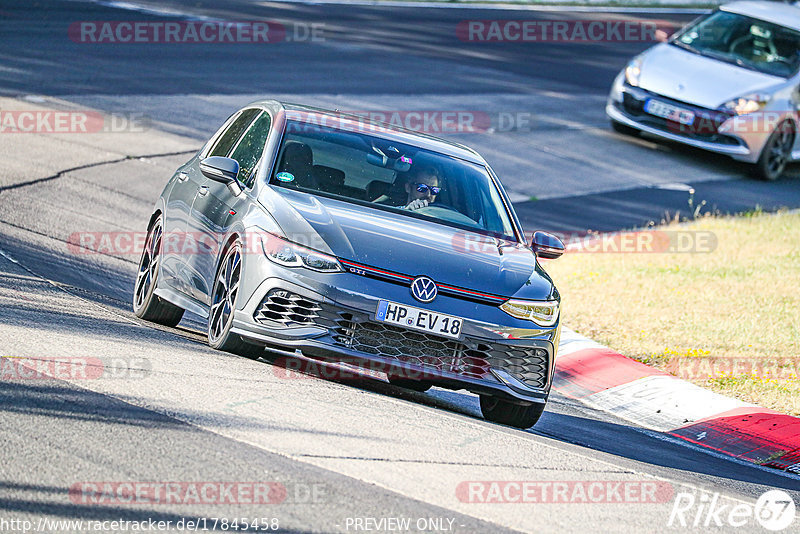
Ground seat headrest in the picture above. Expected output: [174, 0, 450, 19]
[280, 140, 313, 170]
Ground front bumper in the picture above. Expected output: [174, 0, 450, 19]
[231, 272, 559, 404]
[607, 79, 769, 163]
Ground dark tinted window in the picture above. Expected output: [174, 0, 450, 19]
[209, 108, 260, 157]
[673, 11, 800, 78]
[229, 112, 272, 188]
[271, 121, 516, 240]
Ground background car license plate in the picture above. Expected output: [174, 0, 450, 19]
[376, 300, 463, 339]
[644, 99, 695, 125]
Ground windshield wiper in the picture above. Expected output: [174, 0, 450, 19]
[704, 50, 764, 73]
[672, 40, 764, 73]
[671, 40, 701, 55]
[733, 57, 759, 72]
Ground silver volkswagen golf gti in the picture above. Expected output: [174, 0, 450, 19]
[133, 101, 564, 429]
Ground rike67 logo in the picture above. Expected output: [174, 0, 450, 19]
[669, 489, 796, 531]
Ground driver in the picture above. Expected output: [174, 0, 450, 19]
[402, 165, 441, 211]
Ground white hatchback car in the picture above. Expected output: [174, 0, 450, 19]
[607, 1, 800, 180]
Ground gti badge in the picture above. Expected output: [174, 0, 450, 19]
[410, 276, 437, 303]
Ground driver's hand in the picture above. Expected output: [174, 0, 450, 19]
[404, 199, 429, 211]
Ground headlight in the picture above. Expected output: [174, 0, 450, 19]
[719, 93, 771, 115]
[500, 299, 559, 327]
[624, 57, 643, 87]
[260, 233, 343, 273]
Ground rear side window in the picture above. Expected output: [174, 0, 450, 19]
[229, 112, 272, 188]
[208, 108, 260, 157]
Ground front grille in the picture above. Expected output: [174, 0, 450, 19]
[466, 343, 548, 388]
[253, 292, 549, 388]
[332, 312, 549, 388]
[254, 290, 323, 326]
[340, 320, 472, 375]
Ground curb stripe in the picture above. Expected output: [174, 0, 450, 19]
[555, 332, 800, 474]
[554, 347, 667, 398]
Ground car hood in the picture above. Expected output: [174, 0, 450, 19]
[638, 43, 782, 109]
[260, 187, 556, 300]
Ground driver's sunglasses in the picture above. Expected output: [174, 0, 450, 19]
[414, 183, 442, 195]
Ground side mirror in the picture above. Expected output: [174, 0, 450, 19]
[531, 231, 565, 260]
[200, 156, 242, 196]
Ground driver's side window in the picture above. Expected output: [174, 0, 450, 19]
[229, 112, 272, 188]
[208, 109, 260, 158]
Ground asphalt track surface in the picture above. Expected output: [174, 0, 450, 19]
[1, 1, 800, 532]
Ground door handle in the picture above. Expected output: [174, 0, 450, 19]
[197, 186, 209, 197]
[177, 172, 189, 183]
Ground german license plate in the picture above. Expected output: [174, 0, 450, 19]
[644, 99, 695, 125]
[376, 300, 463, 339]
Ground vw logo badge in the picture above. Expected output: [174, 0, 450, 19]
[410, 276, 437, 303]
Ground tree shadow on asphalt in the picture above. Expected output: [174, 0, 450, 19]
[0, 376, 383, 441]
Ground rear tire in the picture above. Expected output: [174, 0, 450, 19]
[208, 240, 260, 358]
[610, 119, 639, 137]
[480, 395, 545, 429]
[387, 374, 432, 392]
[133, 217, 184, 327]
[754, 120, 795, 181]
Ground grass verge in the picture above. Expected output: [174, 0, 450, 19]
[545, 209, 800, 415]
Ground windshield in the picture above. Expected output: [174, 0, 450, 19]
[269, 119, 518, 241]
[671, 10, 800, 78]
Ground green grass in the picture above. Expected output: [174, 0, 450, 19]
[546, 210, 800, 415]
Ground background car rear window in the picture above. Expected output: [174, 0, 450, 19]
[209, 108, 260, 158]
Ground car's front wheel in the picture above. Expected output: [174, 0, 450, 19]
[480, 395, 545, 429]
[754, 120, 795, 181]
[208, 240, 258, 357]
[133, 217, 184, 326]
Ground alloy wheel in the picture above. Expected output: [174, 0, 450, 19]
[134, 220, 162, 310]
[767, 125, 794, 178]
[209, 243, 242, 344]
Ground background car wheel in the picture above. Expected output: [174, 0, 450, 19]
[132, 217, 184, 327]
[610, 119, 639, 137]
[387, 374, 432, 392]
[479, 395, 545, 429]
[208, 240, 258, 358]
[754, 120, 795, 181]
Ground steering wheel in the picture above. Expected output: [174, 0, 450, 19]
[729, 35, 778, 59]
[414, 203, 479, 226]
[419, 201, 458, 213]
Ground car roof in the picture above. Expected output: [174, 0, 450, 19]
[246, 99, 487, 165]
[722, 1, 800, 32]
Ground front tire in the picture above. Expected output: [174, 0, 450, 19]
[754, 120, 794, 181]
[208, 240, 257, 357]
[480, 395, 545, 429]
[133, 217, 184, 327]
